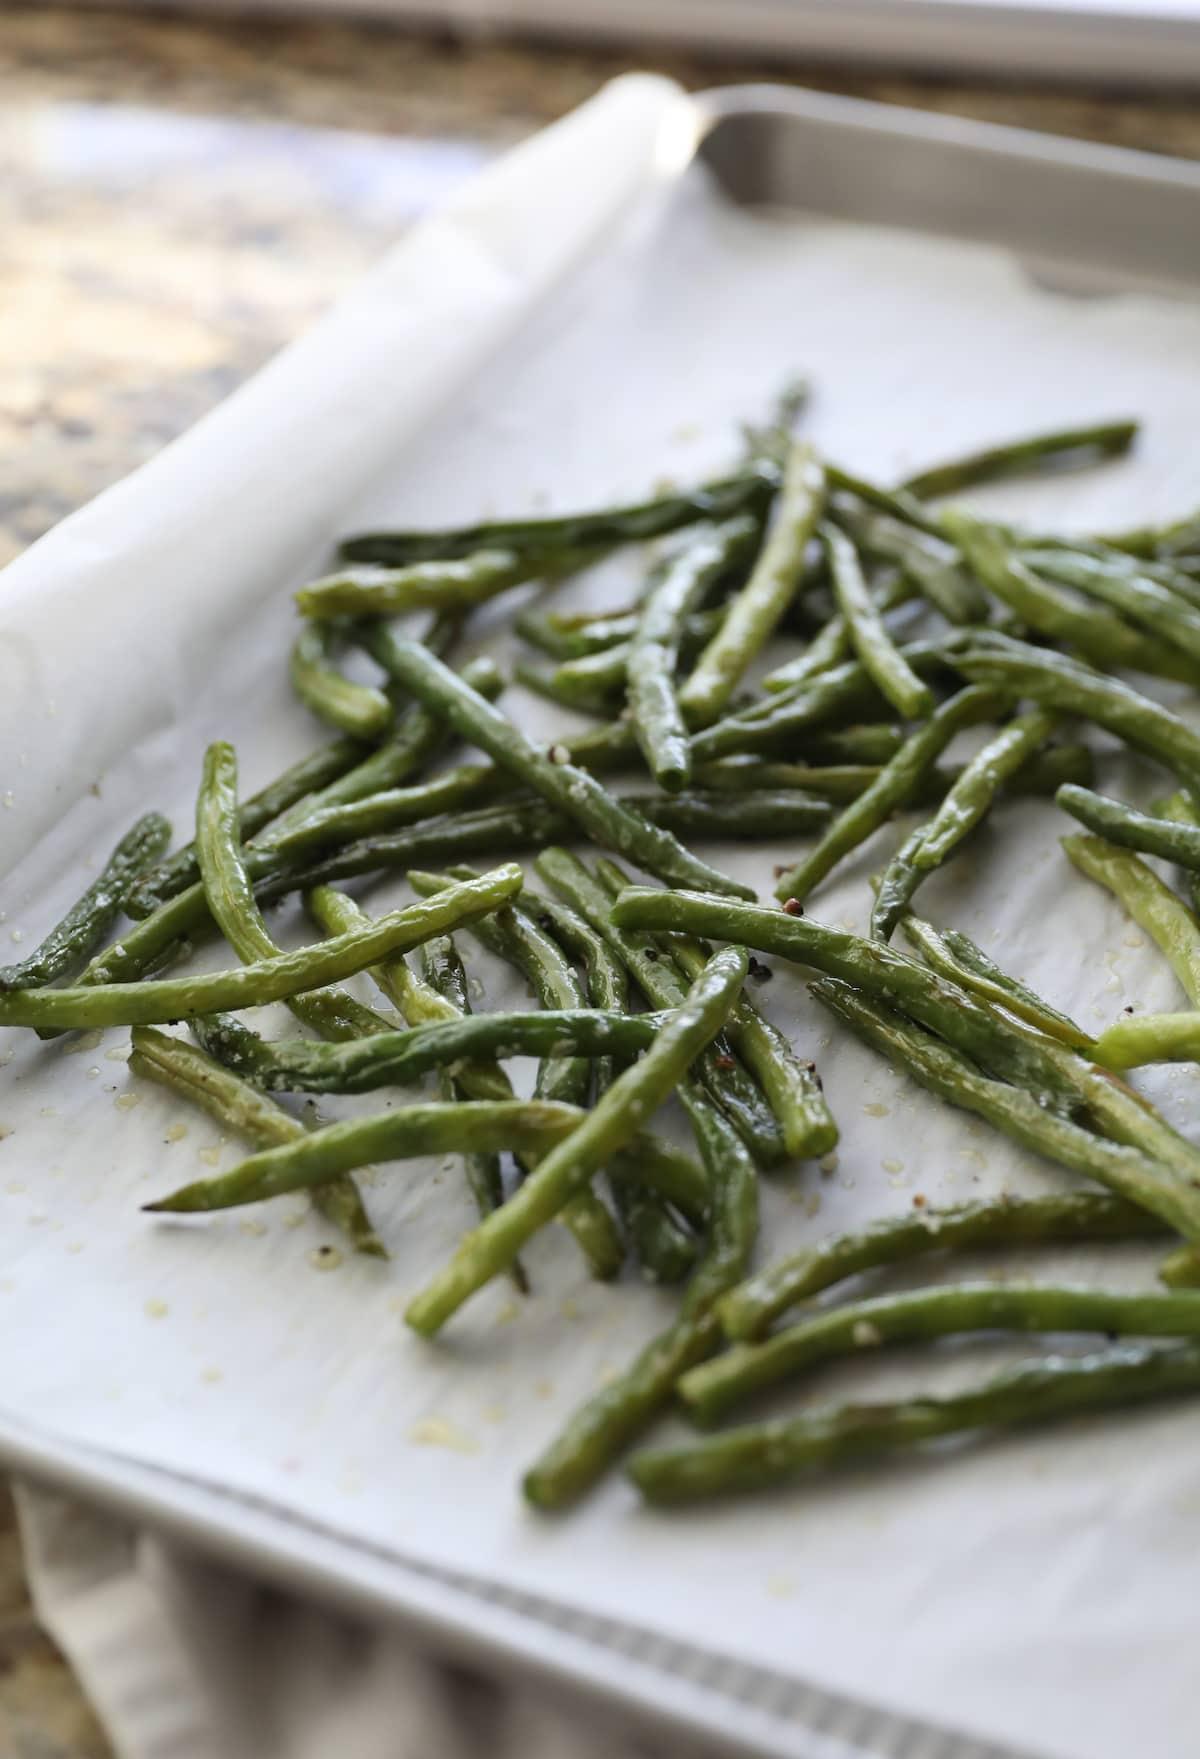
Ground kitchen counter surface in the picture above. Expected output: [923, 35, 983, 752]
[3, 6, 1199, 1751]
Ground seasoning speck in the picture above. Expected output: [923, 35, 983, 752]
[308, 1244, 343, 1271]
[781, 897, 804, 916]
[409, 1416, 479, 1454]
[144, 1299, 169, 1320]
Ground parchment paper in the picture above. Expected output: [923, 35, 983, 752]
[3, 73, 1200, 1759]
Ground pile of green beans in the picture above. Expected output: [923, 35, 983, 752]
[12, 393, 1200, 1514]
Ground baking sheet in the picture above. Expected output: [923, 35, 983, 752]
[4, 74, 1200, 1759]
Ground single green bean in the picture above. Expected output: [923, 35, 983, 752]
[902, 418, 1138, 500]
[1159, 1244, 1200, 1288]
[191, 1008, 664, 1094]
[1057, 785, 1200, 874]
[1093, 1013, 1200, 1070]
[1064, 832, 1200, 1007]
[515, 660, 623, 718]
[405, 946, 748, 1335]
[147, 1100, 585, 1214]
[801, 725, 907, 766]
[361, 631, 750, 899]
[305, 788, 832, 855]
[683, 1280, 1200, 1427]
[630, 1341, 1200, 1503]
[1147, 789, 1200, 914]
[0, 867, 524, 1029]
[634, 789, 831, 839]
[679, 443, 825, 726]
[772, 684, 1001, 902]
[693, 760, 888, 800]
[267, 765, 502, 858]
[515, 604, 639, 660]
[673, 934, 838, 1162]
[823, 465, 942, 537]
[195, 741, 390, 1041]
[719, 1190, 1168, 1342]
[523, 1089, 757, 1509]
[869, 823, 929, 944]
[289, 623, 393, 737]
[812, 976, 1200, 1240]
[263, 801, 566, 897]
[130, 1026, 385, 1258]
[898, 913, 1094, 1052]
[628, 517, 760, 790]
[337, 466, 778, 565]
[870, 710, 1061, 941]
[436, 1061, 512, 1281]
[1092, 507, 1200, 562]
[297, 551, 548, 618]
[0, 812, 170, 991]
[822, 524, 933, 719]
[913, 709, 1059, 871]
[417, 933, 528, 1291]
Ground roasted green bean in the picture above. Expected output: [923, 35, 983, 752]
[683, 1281, 1200, 1427]
[289, 623, 392, 737]
[719, 1191, 1168, 1342]
[680, 442, 825, 726]
[0, 812, 170, 992]
[630, 1341, 1200, 1503]
[1064, 832, 1200, 1007]
[0, 867, 524, 1029]
[822, 523, 933, 718]
[338, 465, 778, 565]
[523, 1088, 757, 1509]
[130, 1026, 385, 1258]
[628, 516, 760, 790]
[361, 630, 751, 899]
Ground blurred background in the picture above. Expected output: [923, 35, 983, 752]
[1, 2, 1198, 1755]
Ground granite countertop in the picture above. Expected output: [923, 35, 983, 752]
[3, 6, 1200, 1753]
